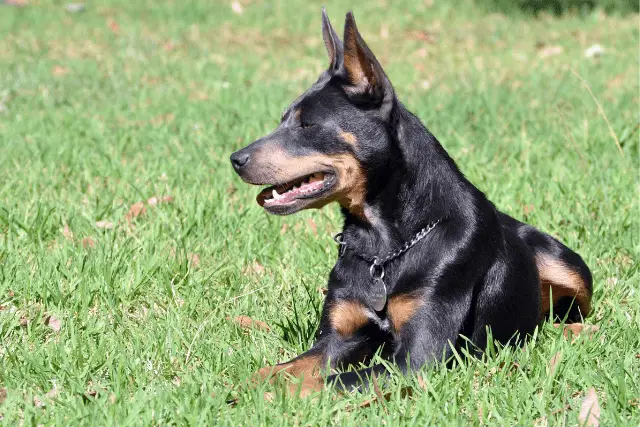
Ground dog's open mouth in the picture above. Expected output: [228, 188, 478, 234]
[256, 171, 337, 214]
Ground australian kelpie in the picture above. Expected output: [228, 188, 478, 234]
[230, 9, 593, 395]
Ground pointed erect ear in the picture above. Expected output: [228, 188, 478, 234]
[321, 7, 342, 71]
[342, 12, 393, 105]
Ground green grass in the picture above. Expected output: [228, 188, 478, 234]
[0, 0, 638, 425]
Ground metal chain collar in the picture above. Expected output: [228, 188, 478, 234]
[333, 218, 442, 280]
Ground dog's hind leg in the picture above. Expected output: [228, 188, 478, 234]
[498, 212, 593, 322]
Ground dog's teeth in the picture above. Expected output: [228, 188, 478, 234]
[272, 189, 279, 199]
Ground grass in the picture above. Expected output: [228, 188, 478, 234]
[0, 0, 638, 425]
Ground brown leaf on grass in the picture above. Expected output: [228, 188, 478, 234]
[4, 0, 28, 7]
[523, 204, 535, 216]
[243, 261, 265, 275]
[33, 395, 44, 407]
[34, 384, 61, 407]
[0, 388, 6, 404]
[306, 218, 318, 236]
[44, 315, 62, 332]
[579, 388, 601, 427]
[317, 287, 328, 296]
[629, 398, 639, 407]
[228, 315, 270, 332]
[280, 223, 288, 235]
[554, 323, 601, 341]
[96, 220, 114, 229]
[263, 392, 274, 402]
[107, 18, 120, 34]
[549, 352, 562, 374]
[82, 236, 95, 248]
[189, 253, 200, 269]
[147, 195, 174, 206]
[125, 202, 146, 222]
[498, 361, 521, 373]
[411, 30, 437, 44]
[538, 45, 564, 58]
[45, 384, 60, 400]
[151, 113, 175, 126]
[61, 224, 74, 241]
[52, 65, 69, 76]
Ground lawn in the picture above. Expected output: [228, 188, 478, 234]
[0, 0, 638, 425]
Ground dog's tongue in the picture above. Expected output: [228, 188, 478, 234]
[269, 179, 325, 204]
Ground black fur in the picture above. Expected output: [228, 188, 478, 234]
[230, 10, 593, 392]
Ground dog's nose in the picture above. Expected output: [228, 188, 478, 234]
[230, 151, 250, 170]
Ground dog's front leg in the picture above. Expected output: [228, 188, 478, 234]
[254, 297, 378, 396]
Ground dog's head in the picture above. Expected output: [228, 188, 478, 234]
[230, 9, 396, 218]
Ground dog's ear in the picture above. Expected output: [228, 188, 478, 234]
[342, 11, 393, 109]
[321, 7, 342, 72]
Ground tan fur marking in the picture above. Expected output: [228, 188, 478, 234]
[254, 354, 323, 397]
[294, 109, 301, 121]
[254, 147, 367, 219]
[330, 300, 369, 337]
[387, 293, 424, 332]
[338, 129, 358, 146]
[536, 253, 591, 316]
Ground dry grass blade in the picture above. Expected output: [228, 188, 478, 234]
[371, 373, 388, 414]
[570, 68, 623, 156]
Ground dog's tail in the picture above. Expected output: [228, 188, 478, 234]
[499, 213, 593, 322]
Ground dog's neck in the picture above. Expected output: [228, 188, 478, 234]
[341, 101, 476, 254]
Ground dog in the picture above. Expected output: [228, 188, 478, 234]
[230, 9, 593, 395]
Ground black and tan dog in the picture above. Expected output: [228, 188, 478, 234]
[230, 9, 592, 395]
